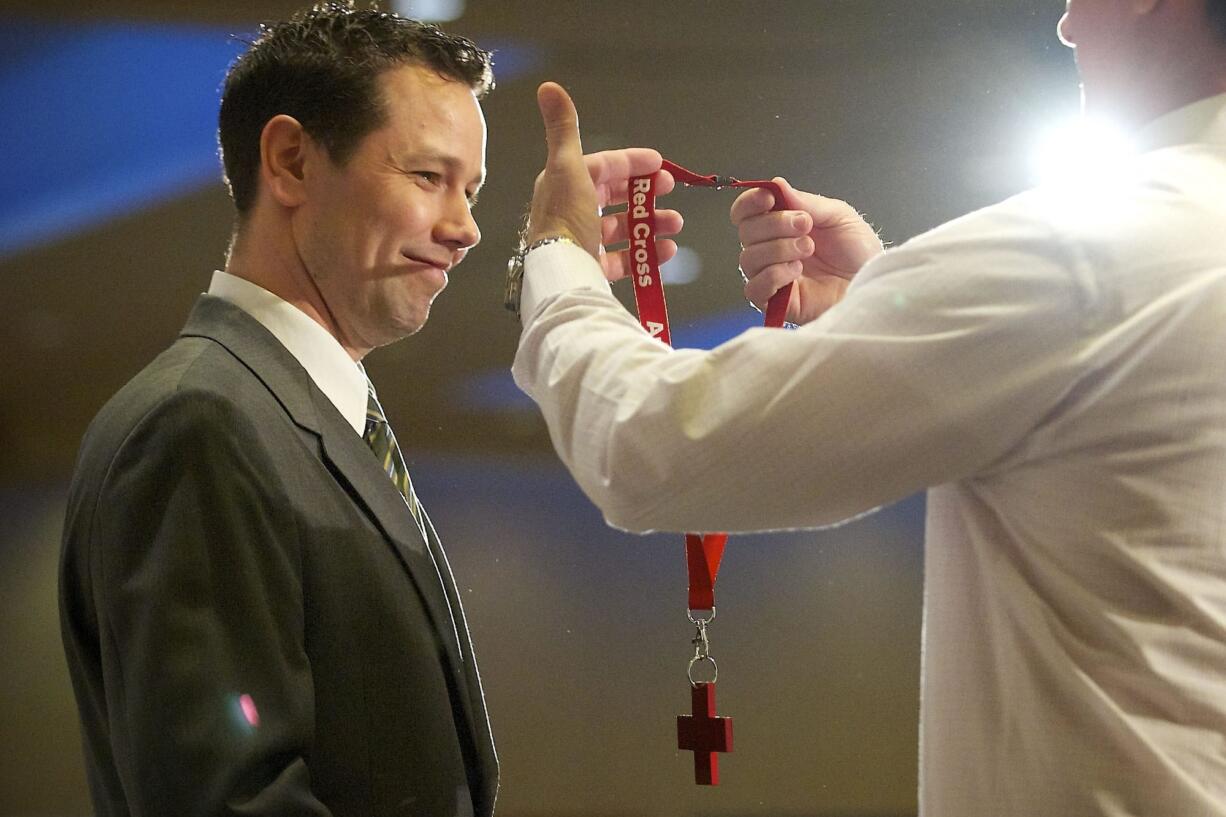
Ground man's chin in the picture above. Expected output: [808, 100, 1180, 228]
[391, 307, 431, 340]
[1079, 76, 1148, 131]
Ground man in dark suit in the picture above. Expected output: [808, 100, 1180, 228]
[59, 6, 497, 815]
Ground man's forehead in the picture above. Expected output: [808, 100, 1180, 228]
[375, 65, 486, 172]
[379, 69, 484, 128]
[378, 62, 482, 109]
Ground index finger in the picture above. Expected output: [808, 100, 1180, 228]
[587, 149, 674, 204]
[585, 148, 665, 188]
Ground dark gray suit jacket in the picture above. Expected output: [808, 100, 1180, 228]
[60, 295, 498, 817]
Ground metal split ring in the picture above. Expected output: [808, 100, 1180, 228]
[687, 654, 719, 686]
[687, 607, 716, 625]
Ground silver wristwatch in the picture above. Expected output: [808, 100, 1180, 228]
[505, 235, 578, 317]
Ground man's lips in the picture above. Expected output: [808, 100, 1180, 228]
[402, 252, 451, 272]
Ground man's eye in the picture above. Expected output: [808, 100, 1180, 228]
[467, 191, 480, 207]
[415, 171, 441, 184]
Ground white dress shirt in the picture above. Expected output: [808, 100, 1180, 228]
[207, 271, 368, 435]
[513, 95, 1226, 816]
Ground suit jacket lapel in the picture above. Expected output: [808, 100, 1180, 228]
[313, 410, 465, 665]
[420, 509, 499, 814]
[315, 398, 499, 815]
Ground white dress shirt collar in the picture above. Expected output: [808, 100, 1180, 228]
[1136, 91, 1226, 152]
[207, 270, 368, 435]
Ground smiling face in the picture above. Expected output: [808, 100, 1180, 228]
[294, 62, 487, 356]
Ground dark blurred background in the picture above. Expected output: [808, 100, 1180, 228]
[0, 1, 1077, 814]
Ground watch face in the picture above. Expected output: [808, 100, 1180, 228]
[505, 255, 525, 315]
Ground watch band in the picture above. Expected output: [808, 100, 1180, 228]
[505, 234, 579, 317]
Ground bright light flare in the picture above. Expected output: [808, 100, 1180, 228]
[661, 246, 703, 286]
[393, 0, 465, 22]
[1032, 117, 1138, 188]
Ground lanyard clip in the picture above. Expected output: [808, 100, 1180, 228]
[686, 607, 718, 686]
[660, 159, 741, 190]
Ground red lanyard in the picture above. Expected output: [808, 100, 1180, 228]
[628, 159, 793, 340]
[628, 159, 792, 785]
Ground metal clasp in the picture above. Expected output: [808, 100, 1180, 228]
[686, 607, 719, 686]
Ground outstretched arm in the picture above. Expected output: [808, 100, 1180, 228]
[512, 83, 1088, 534]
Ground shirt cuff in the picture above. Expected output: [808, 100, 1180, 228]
[521, 240, 610, 324]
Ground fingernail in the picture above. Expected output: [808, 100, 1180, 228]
[795, 237, 809, 251]
[792, 214, 807, 230]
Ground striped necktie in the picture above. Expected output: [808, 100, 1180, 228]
[363, 379, 427, 539]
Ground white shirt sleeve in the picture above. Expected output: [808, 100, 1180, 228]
[512, 199, 1100, 533]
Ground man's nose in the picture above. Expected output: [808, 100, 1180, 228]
[1058, 10, 1076, 48]
[437, 192, 481, 251]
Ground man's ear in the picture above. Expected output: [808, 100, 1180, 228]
[259, 114, 312, 209]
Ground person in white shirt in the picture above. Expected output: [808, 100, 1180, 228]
[60, 7, 498, 816]
[510, 0, 1226, 814]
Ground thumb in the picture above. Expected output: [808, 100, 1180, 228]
[537, 82, 583, 168]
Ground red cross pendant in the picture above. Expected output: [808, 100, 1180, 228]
[677, 682, 733, 785]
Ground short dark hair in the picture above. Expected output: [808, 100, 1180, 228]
[218, 1, 494, 216]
